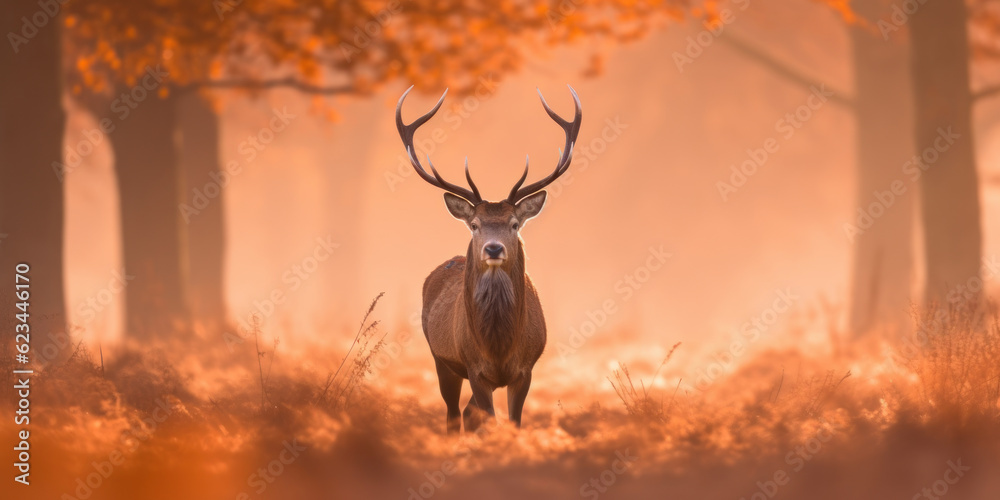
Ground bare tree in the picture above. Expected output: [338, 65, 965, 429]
[911, 0, 982, 304]
[0, 0, 69, 362]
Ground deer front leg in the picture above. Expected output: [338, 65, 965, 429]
[463, 374, 495, 433]
[507, 372, 532, 428]
[433, 358, 463, 435]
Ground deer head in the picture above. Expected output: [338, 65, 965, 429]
[395, 85, 582, 271]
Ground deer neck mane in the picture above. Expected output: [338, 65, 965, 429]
[463, 241, 526, 360]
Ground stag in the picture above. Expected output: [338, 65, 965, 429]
[396, 85, 582, 433]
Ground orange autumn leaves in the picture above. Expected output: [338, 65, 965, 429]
[62, 0, 868, 104]
[63, 0, 703, 100]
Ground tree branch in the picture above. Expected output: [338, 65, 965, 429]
[718, 32, 855, 108]
[188, 78, 355, 95]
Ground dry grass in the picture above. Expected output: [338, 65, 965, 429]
[903, 301, 1000, 423]
[608, 341, 681, 421]
[315, 292, 387, 410]
[4, 300, 1000, 499]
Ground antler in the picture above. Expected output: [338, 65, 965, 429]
[507, 85, 583, 203]
[396, 86, 482, 204]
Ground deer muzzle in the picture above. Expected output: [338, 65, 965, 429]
[482, 242, 506, 266]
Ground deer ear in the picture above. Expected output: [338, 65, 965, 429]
[515, 191, 547, 221]
[443, 193, 475, 221]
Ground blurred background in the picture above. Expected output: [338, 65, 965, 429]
[5, 0, 997, 392]
[3, 0, 1000, 498]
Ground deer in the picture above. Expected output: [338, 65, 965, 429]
[395, 85, 582, 434]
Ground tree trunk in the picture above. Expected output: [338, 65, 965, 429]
[177, 92, 228, 330]
[910, 0, 982, 304]
[847, 0, 916, 335]
[0, 1, 69, 366]
[111, 91, 189, 338]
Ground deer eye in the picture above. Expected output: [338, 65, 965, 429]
[470, 222, 479, 231]
[512, 222, 519, 231]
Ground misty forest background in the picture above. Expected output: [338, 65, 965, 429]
[2, 0, 1000, 366]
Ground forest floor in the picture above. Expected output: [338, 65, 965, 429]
[3, 300, 1000, 500]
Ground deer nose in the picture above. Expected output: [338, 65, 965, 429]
[484, 243, 505, 260]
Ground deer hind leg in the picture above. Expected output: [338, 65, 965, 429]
[507, 372, 532, 429]
[462, 394, 477, 431]
[463, 375, 495, 432]
[433, 358, 463, 435]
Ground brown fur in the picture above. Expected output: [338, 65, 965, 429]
[471, 265, 518, 361]
[398, 86, 578, 434]
[421, 200, 547, 433]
